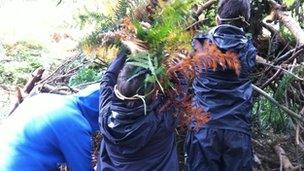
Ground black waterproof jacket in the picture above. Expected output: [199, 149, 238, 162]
[97, 53, 178, 171]
[192, 24, 257, 133]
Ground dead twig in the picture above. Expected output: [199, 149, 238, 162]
[253, 153, 265, 171]
[261, 22, 290, 50]
[24, 68, 45, 93]
[256, 153, 280, 166]
[274, 45, 304, 65]
[260, 62, 304, 81]
[39, 84, 74, 95]
[8, 68, 45, 116]
[185, 19, 207, 31]
[274, 144, 300, 171]
[261, 69, 283, 89]
[40, 53, 83, 84]
[195, 0, 217, 18]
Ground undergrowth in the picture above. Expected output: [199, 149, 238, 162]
[0, 41, 45, 86]
[69, 65, 103, 87]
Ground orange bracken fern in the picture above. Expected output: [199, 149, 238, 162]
[167, 41, 241, 81]
[164, 40, 241, 129]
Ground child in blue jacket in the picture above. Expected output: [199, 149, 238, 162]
[0, 84, 100, 171]
[97, 51, 179, 171]
[185, 0, 257, 170]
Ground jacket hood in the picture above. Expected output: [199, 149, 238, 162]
[100, 97, 163, 147]
[207, 24, 248, 51]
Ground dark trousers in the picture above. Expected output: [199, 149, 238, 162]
[185, 128, 252, 171]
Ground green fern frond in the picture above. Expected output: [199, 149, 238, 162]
[114, 0, 129, 21]
[127, 52, 166, 92]
[133, 0, 196, 53]
[81, 0, 199, 93]
[257, 67, 304, 133]
[77, 6, 116, 31]
[147, 55, 164, 92]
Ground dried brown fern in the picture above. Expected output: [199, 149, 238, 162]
[164, 40, 242, 128]
[167, 40, 241, 81]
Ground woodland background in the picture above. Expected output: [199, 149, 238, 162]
[0, 0, 303, 170]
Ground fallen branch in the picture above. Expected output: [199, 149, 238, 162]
[56, 0, 62, 6]
[24, 68, 45, 93]
[253, 84, 304, 124]
[185, 19, 207, 30]
[195, 0, 217, 18]
[256, 55, 271, 64]
[39, 84, 76, 95]
[253, 153, 265, 171]
[8, 68, 45, 115]
[262, 46, 304, 80]
[274, 144, 300, 171]
[296, 107, 304, 146]
[261, 22, 290, 50]
[282, 48, 304, 65]
[16, 87, 23, 104]
[260, 62, 304, 81]
[40, 53, 83, 84]
[256, 153, 280, 166]
[273, 45, 304, 65]
[261, 68, 283, 89]
[268, 0, 304, 45]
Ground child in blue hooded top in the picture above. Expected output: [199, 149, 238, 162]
[97, 51, 179, 171]
[185, 0, 257, 170]
[0, 84, 100, 171]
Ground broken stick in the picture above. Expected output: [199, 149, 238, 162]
[268, 0, 304, 45]
[8, 68, 45, 116]
[274, 144, 300, 171]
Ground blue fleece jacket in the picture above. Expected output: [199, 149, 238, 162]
[0, 84, 100, 171]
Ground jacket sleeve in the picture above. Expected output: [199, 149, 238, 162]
[247, 40, 257, 70]
[99, 51, 127, 112]
[242, 40, 257, 74]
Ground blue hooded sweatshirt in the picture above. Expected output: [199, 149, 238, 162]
[192, 24, 257, 133]
[97, 52, 179, 171]
[0, 84, 100, 171]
